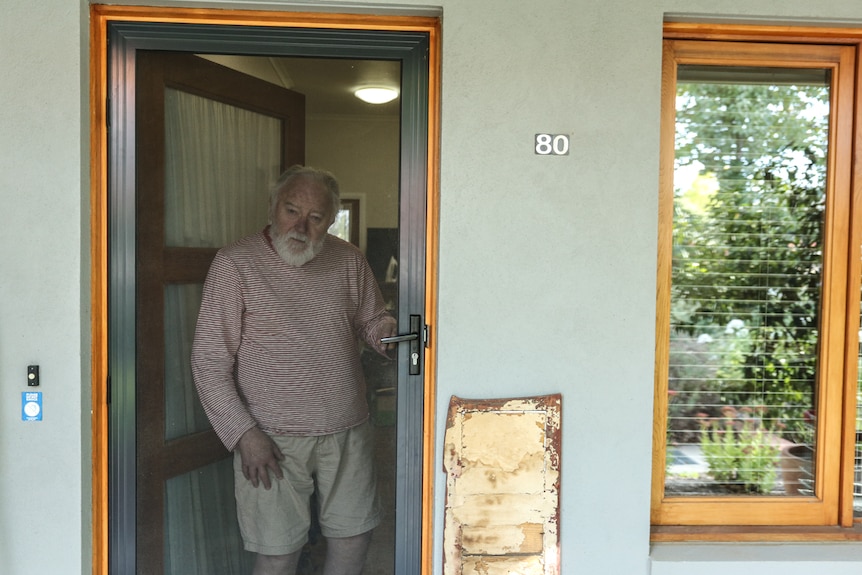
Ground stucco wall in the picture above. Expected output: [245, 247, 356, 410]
[3, 0, 862, 573]
[0, 1, 89, 573]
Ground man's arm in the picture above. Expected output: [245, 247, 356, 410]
[191, 252, 258, 451]
[352, 255, 399, 357]
[192, 252, 286, 489]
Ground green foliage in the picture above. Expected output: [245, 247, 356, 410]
[667, 320, 761, 443]
[669, 78, 828, 443]
[699, 407, 780, 493]
[667, 331, 734, 444]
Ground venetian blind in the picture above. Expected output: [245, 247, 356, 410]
[665, 65, 830, 497]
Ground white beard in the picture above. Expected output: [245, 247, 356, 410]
[271, 228, 325, 267]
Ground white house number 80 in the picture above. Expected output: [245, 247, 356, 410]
[535, 133, 570, 156]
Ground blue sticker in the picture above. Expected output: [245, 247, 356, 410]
[22, 391, 42, 421]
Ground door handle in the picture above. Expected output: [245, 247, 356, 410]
[379, 333, 418, 344]
[380, 314, 423, 375]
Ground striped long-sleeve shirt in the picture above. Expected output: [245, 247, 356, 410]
[191, 228, 396, 451]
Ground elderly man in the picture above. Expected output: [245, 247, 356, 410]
[191, 165, 397, 575]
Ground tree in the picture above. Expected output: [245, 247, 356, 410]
[668, 77, 829, 443]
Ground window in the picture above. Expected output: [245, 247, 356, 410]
[652, 26, 862, 537]
[331, 197, 361, 247]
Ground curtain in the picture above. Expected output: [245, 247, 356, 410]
[162, 87, 282, 575]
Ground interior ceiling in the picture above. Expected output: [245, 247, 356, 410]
[273, 57, 402, 116]
[201, 54, 401, 117]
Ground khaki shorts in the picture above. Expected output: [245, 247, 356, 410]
[234, 421, 381, 556]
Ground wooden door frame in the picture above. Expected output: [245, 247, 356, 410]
[89, 5, 440, 574]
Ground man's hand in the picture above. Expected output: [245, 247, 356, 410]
[381, 322, 398, 359]
[236, 427, 285, 489]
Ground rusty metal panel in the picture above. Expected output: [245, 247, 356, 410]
[443, 394, 561, 575]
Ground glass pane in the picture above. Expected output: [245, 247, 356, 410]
[363, 263, 398, 575]
[165, 283, 211, 440]
[164, 88, 282, 248]
[665, 65, 830, 497]
[331, 199, 361, 247]
[362, 359, 397, 574]
[332, 206, 352, 242]
[160, 53, 403, 574]
[165, 456, 254, 575]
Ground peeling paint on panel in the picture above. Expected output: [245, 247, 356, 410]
[443, 394, 561, 575]
[462, 555, 546, 575]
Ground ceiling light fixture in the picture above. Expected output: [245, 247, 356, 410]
[354, 87, 399, 104]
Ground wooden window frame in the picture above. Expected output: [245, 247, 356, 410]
[652, 22, 862, 541]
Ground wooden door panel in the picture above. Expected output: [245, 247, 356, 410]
[135, 50, 305, 573]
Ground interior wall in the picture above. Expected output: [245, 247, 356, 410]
[305, 115, 400, 229]
[199, 54, 400, 232]
[3, 0, 862, 574]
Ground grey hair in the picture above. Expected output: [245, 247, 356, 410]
[269, 165, 341, 222]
